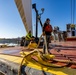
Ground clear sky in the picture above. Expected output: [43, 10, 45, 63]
[0, 0, 76, 38]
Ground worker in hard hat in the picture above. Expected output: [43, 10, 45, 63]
[25, 31, 32, 46]
[43, 18, 53, 54]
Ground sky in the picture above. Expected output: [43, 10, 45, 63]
[0, 0, 76, 38]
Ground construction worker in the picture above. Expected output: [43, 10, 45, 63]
[25, 31, 32, 46]
[43, 18, 53, 54]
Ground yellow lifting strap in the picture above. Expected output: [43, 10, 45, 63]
[18, 33, 55, 75]
[28, 42, 38, 48]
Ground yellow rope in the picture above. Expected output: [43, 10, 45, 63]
[18, 34, 43, 75]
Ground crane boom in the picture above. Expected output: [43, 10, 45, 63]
[14, 0, 32, 33]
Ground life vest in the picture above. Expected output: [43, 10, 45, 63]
[44, 24, 52, 32]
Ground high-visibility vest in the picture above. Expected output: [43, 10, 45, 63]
[25, 33, 32, 40]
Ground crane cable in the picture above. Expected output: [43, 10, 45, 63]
[73, 0, 75, 24]
[71, 0, 75, 24]
[71, 0, 72, 24]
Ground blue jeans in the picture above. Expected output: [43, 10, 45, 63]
[24, 40, 30, 46]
